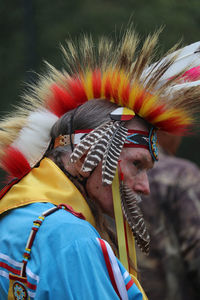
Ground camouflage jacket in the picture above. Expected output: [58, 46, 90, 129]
[137, 149, 200, 300]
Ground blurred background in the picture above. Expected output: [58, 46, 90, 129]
[1, 0, 200, 187]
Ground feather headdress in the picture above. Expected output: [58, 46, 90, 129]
[1, 29, 200, 178]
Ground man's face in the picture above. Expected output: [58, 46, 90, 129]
[86, 118, 154, 216]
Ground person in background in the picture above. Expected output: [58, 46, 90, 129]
[138, 131, 200, 300]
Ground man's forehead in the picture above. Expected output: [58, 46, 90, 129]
[125, 116, 149, 132]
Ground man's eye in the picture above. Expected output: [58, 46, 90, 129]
[133, 160, 140, 167]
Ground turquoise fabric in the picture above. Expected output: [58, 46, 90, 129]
[0, 203, 142, 299]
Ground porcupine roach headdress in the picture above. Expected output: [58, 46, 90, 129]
[1, 29, 200, 271]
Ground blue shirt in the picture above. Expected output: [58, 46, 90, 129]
[0, 202, 142, 299]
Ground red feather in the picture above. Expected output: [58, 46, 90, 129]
[69, 77, 88, 104]
[145, 105, 166, 123]
[92, 70, 102, 98]
[155, 118, 190, 135]
[121, 83, 130, 106]
[48, 84, 75, 117]
[1, 146, 31, 178]
[112, 74, 121, 104]
[47, 77, 88, 117]
[133, 92, 146, 114]
[104, 76, 112, 100]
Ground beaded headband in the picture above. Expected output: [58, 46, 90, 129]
[54, 107, 158, 162]
[54, 128, 158, 161]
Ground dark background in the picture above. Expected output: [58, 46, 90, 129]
[1, 0, 200, 187]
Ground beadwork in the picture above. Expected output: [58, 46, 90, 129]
[13, 281, 28, 300]
[149, 127, 158, 161]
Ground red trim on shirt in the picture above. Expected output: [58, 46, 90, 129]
[126, 278, 134, 291]
[98, 239, 121, 299]
[9, 273, 27, 283]
[27, 281, 37, 291]
[0, 262, 20, 275]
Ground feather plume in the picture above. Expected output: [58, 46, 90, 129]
[71, 121, 128, 184]
[120, 183, 150, 254]
[0, 146, 31, 178]
[0, 129, 17, 147]
[102, 123, 128, 184]
[70, 121, 113, 164]
[12, 110, 58, 167]
[170, 80, 200, 92]
[0, 130, 14, 158]
[116, 29, 138, 70]
[0, 116, 28, 162]
[2, 28, 200, 176]
[98, 37, 113, 68]
[81, 122, 128, 184]
[81, 122, 116, 173]
[143, 41, 200, 89]
[188, 65, 200, 79]
[131, 31, 160, 82]
[0, 117, 27, 132]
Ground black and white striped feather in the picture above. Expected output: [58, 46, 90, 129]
[71, 121, 128, 185]
[102, 123, 128, 184]
[81, 122, 117, 173]
[70, 121, 113, 163]
[120, 183, 150, 255]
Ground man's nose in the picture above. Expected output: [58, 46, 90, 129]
[134, 172, 150, 195]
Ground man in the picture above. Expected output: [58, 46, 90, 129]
[137, 132, 200, 300]
[0, 30, 200, 299]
